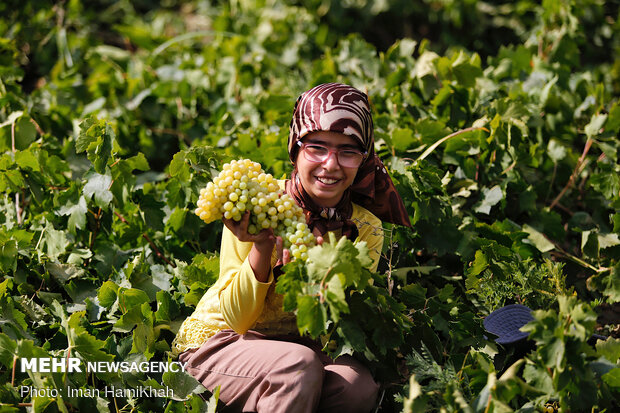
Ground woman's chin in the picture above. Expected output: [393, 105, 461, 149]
[308, 187, 344, 207]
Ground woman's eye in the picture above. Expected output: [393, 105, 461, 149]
[341, 150, 360, 158]
[307, 145, 328, 153]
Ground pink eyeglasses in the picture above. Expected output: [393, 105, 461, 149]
[297, 141, 367, 168]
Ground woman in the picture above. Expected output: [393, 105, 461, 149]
[172, 83, 410, 412]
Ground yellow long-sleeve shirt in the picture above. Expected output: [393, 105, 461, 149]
[172, 186, 384, 355]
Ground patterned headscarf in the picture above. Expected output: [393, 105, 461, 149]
[287, 83, 411, 240]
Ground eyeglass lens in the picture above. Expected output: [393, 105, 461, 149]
[303, 144, 364, 168]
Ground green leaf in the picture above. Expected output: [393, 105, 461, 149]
[125, 152, 150, 171]
[416, 119, 450, 145]
[522, 224, 555, 253]
[77, 118, 114, 173]
[547, 139, 567, 162]
[15, 149, 40, 171]
[338, 318, 367, 353]
[469, 250, 489, 277]
[68, 311, 114, 362]
[67, 248, 92, 265]
[589, 168, 620, 199]
[155, 290, 178, 322]
[118, 288, 151, 313]
[306, 234, 366, 286]
[0, 297, 32, 340]
[97, 281, 119, 308]
[587, 264, 620, 302]
[451, 51, 483, 88]
[539, 337, 565, 370]
[64, 280, 98, 304]
[151, 264, 173, 292]
[474, 185, 503, 215]
[51, 301, 113, 362]
[325, 274, 348, 322]
[402, 375, 427, 413]
[57, 196, 88, 233]
[14, 116, 37, 150]
[391, 128, 416, 152]
[598, 233, 620, 249]
[601, 367, 620, 388]
[581, 230, 599, 259]
[175, 254, 219, 287]
[0, 332, 17, 366]
[585, 113, 607, 138]
[166, 208, 187, 232]
[139, 193, 166, 231]
[606, 102, 620, 132]
[41, 221, 68, 259]
[162, 370, 207, 401]
[169, 151, 190, 180]
[0, 111, 23, 128]
[46, 262, 86, 283]
[113, 302, 155, 359]
[296, 295, 327, 338]
[596, 337, 620, 363]
[83, 171, 113, 209]
[0, 237, 18, 274]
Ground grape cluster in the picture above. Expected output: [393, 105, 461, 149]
[195, 159, 315, 260]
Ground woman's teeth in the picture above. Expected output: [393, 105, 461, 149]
[316, 177, 338, 184]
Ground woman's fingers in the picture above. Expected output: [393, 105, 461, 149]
[224, 212, 261, 242]
[222, 217, 237, 234]
[275, 236, 290, 266]
[275, 236, 284, 265]
[316, 235, 324, 245]
[240, 210, 251, 231]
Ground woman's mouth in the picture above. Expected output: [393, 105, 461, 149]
[315, 176, 340, 185]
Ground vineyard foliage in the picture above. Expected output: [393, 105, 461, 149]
[1, 0, 620, 411]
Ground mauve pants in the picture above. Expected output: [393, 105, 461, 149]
[179, 330, 379, 413]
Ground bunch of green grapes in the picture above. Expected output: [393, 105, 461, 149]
[195, 159, 315, 260]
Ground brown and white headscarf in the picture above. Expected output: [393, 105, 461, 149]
[286, 83, 411, 240]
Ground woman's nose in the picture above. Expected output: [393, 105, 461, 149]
[322, 151, 340, 169]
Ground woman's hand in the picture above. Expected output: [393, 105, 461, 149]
[224, 211, 276, 282]
[223, 211, 274, 250]
[275, 236, 290, 267]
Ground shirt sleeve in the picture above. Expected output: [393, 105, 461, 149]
[217, 226, 275, 335]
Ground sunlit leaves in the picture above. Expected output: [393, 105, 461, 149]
[76, 117, 114, 174]
[474, 185, 504, 215]
[82, 171, 113, 209]
[0, 0, 618, 411]
[519, 296, 619, 407]
[277, 235, 377, 339]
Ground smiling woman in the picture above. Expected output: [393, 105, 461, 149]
[173, 83, 411, 413]
[294, 131, 363, 207]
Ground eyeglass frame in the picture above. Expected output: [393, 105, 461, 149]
[296, 140, 368, 168]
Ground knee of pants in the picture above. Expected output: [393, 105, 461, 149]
[325, 366, 379, 412]
[258, 345, 325, 410]
[275, 345, 325, 388]
[349, 378, 379, 411]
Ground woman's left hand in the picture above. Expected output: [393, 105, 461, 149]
[275, 236, 290, 267]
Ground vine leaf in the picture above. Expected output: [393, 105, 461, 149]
[83, 170, 113, 209]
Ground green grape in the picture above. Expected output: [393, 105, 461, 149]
[195, 158, 316, 260]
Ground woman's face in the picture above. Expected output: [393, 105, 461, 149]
[294, 131, 362, 207]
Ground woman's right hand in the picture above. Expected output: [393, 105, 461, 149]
[222, 211, 276, 257]
[224, 211, 276, 282]
[223, 211, 275, 249]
